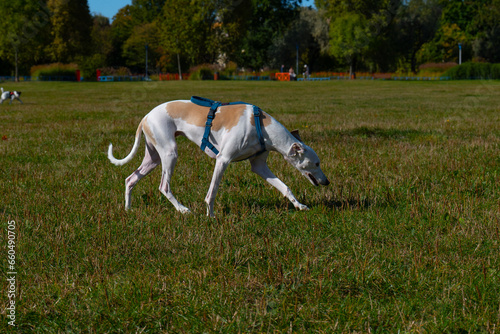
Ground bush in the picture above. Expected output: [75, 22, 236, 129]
[98, 67, 132, 76]
[76, 54, 106, 81]
[444, 62, 497, 79]
[189, 64, 216, 80]
[419, 62, 457, 73]
[31, 63, 78, 80]
[490, 64, 500, 79]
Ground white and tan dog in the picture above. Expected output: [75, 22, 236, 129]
[108, 99, 329, 217]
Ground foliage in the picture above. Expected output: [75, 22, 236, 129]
[232, 0, 301, 70]
[0, 0, 52, 77]
[158, 0, 218, 68]
[395, 0, 442, 72]
[122, 22, 161, 72]
[30, 63, 78, 79]
[419, 23, 468, 63]
[188, 64, 217, 80]
[418, 62, 457, 73]
[2, 0, 500, 77]
[329, 12, 368, 75]
[268, 7, 333, 71]
[98, 66, 133, 76]
[443, 62, 500, 79]
[46, 0, 93, 62]
[471, 0, 500, 63]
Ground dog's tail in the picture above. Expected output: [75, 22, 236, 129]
[108, 120, 144, 166]
[1, 88, 3, 93]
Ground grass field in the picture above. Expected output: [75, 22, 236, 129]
[1, 79, 499, 332]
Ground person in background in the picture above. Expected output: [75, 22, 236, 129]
[289, 67, 296, 81]
[303, 64, 309, 80]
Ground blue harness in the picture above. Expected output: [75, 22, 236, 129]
[190, 96, 266, 157]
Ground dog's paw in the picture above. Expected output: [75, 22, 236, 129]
[297, 204, 309, 211]
[178, 206, 191, 214]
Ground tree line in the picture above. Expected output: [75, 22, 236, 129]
[1, 0, 499, 79]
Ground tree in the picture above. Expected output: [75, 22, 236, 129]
[320, 0, 403, 74]
[418, 22, 469, 64]
[471, 0, 500, 62]
[158, 0, 218, 72]
[233, 0, 300, 70]
[129, 0, 167, 23]
[46, 0, 93, 62]
[329, 12, 368, 76]
[209, 0, 253, 66]
[268, 7, 332, 72]
[123, 22, 162, 72]
[0, 0, 52, 78]
[75, 14, 114, 79]
[395, 0, 442, 72]
[416, 0, 488, 64]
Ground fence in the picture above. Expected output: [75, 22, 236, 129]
[97, 75, 145, 82]
[158, 73, 191, 80]
[0, 73, 453, 83]
[0, 76, 33, 82]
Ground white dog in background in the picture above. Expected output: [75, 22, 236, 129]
[1, 88, 23, 104]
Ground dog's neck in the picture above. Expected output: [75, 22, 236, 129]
[264, 121, 299, 156]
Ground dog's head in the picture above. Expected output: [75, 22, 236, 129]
[14, 91, 21, 97]
[284, 131, 330, 187]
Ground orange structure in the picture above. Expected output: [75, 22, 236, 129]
[275, 72, 290, 81]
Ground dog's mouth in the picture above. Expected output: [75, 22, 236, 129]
[306, 172, 319, 186]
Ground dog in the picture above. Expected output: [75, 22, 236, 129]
[108, 98, 329, 217]
[1, 88, 23, 104]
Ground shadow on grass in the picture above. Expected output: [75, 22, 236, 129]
[323, 126, 426, 140]
[318, 197, 373, 211]
[311, 192, 402, 211]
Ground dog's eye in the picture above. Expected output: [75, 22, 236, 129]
[315, 162, 320, 167]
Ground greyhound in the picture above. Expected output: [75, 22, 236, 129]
[1, 88, 23, 104]
[108, 98, 329, 217]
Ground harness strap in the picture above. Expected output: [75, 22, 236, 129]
[191, 96, 266, 157]
[200, 101, 221, 155]
[253, 105, 266, 152]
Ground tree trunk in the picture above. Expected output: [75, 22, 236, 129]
[177, 53, 182, 81]
[15, 48, 19, 82]
[349, 55, 357, 79]
[410, 49, 418, 74]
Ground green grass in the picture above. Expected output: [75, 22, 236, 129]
[1, 80, 499, 332]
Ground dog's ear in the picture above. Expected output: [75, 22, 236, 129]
[291, 130, 302, 142]
[288, 142, 304, 157]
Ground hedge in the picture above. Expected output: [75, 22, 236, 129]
[444, 62, 500, 80]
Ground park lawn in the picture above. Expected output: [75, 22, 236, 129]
[1, 80, 499, 332]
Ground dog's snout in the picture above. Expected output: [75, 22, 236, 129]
[322, 178, 330, 186]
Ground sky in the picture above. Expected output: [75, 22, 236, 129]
[87, 0, 131, 19]
[88, 0, 316, 20]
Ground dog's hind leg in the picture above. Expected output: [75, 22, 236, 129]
[124, 140, 160, 210]
[250, 153, 308, 211]
[157, 144, 191, 214]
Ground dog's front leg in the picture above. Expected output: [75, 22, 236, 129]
[250, 154, 308, 211]
[205, 157, 230, 217]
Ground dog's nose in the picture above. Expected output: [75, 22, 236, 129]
[322, 178, 330, 186]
